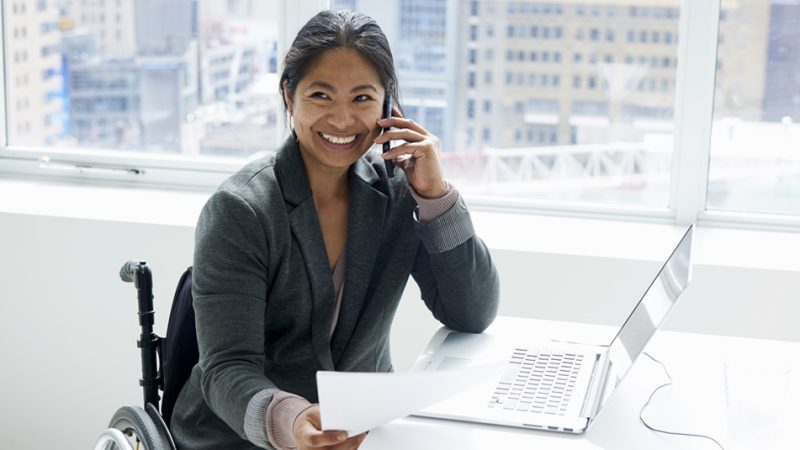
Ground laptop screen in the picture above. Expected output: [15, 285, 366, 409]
[599, 225, 694, 411]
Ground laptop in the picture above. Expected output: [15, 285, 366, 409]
[412, 224, 694, 434]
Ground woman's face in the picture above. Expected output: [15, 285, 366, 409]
[285, 48, 385, 176]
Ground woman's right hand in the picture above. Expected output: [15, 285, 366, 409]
[293, 405, 367, 450]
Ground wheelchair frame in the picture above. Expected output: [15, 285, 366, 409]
[94, 261, 176, 450]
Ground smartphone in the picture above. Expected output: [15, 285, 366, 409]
[382, 95, 395, 177]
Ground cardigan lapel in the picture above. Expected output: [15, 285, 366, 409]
[330, 156, 388, 366]
[275, 140, 390, 370]
[275, 139, 336, 371]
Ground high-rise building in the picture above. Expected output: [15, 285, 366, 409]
[334, 0, 458, 150]
[715, 0, 771, 122]
[762, 0, 800, 122]
[4, 1, 64, 146]
[190, 0, 281, 156]
[458, 1, 681, 150]
[60, 0, 198, 152]
[60, 0, 136, 57]
[66, 55, 141, 147]
[456, 0, 772, 150]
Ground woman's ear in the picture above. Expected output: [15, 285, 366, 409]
[282, 82, 293, 114]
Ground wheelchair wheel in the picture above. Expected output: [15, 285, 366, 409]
[94, 428, 135, 450]
[105, 405, 173, 450]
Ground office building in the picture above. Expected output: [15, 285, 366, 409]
[456, 1, 772, 151]
[4, 1, 64, 146]
[58, 0, 197, 152]
[762, 0, 800, 122]
[60, 0, 137, 57]
[190, 0, 281, 156]
[65, 53, 141, 147]
[334, 0, 458, 150]
[715, 0, 771, 122]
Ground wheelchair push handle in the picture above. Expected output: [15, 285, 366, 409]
[119, 259, 163, 410]
[120, 260, 146, 283]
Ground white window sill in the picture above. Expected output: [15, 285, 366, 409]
[1, 178, 799, 274]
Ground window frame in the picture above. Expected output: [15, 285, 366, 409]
[1, 0, 799, 231]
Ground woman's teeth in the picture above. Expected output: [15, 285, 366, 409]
[322, 133, 356, 145]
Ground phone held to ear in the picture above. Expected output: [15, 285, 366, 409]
[382, 96, 394, 177]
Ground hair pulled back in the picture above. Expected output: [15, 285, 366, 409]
[280, 10, 400, 112]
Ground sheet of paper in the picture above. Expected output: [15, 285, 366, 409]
[317, 362, 504, 436]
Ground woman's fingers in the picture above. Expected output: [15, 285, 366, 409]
[329, 432, 367, 450]
[375, 113, 446, 198]
[382, 141, 433, 162]
[293, 405, 350, 449]
[296, 425, 347, 448]
[378, 116, 426, 134]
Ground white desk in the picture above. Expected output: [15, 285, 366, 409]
[362, 317, 800, 450]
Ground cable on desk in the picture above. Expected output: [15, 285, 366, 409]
[639, 352, 726, 450]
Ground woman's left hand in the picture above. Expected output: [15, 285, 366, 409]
[374, 111, 448, 198]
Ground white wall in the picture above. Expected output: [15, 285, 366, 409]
[1, 190, 799, 449]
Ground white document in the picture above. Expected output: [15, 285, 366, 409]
[317, 362, 503, 436]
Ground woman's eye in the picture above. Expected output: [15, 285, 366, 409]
[311, 92, 329, 100]
[354, 94, 372, 102]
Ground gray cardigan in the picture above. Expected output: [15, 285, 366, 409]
[170, 138, 500, 450]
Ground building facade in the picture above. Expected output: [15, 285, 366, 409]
[4, 1, 64, 146]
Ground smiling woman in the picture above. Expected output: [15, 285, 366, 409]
[168, 9, 499, 450]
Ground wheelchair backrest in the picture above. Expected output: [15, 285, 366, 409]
[161, 266, 198, 426]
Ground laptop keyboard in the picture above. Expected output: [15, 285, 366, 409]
[488, 348, 584, 416]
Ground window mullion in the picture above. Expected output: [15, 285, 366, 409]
[669, 0, 720, 225]
[0, 2, 7, 149]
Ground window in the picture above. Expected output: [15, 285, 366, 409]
[707, 0, 800, 216]
[2, 0, 798, 230]
[469, 24, 478, 41]
[3, 0, 280, 156]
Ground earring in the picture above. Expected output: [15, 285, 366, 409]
[288, 113, 298, 142]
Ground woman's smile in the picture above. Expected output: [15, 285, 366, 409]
[318, 131, 361, 149]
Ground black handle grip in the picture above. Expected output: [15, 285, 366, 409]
[120, 260, 145, 283]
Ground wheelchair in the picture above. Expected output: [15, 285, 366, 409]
[94, 260, 197, 450]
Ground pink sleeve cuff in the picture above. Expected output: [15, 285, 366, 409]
[266, 391, 314, 450]
[409, 181, 459, 223]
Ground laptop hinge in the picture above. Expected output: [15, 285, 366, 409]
[579, 353, 611, 418]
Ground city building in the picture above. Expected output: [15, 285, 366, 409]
[58, 0, 198, 152]
[334, 0, 458, 151]
[60, 0, 137, 57]
[4, 1, 64, 146]
[456, 1, 772, 151]
[762, 0, 800, 122]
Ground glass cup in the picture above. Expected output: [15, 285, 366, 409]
[724, 355, 792, 448]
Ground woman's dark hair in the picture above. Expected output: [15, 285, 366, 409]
[279, 10, 401, 113]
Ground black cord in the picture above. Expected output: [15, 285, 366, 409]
[639, 352, 726, 450]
